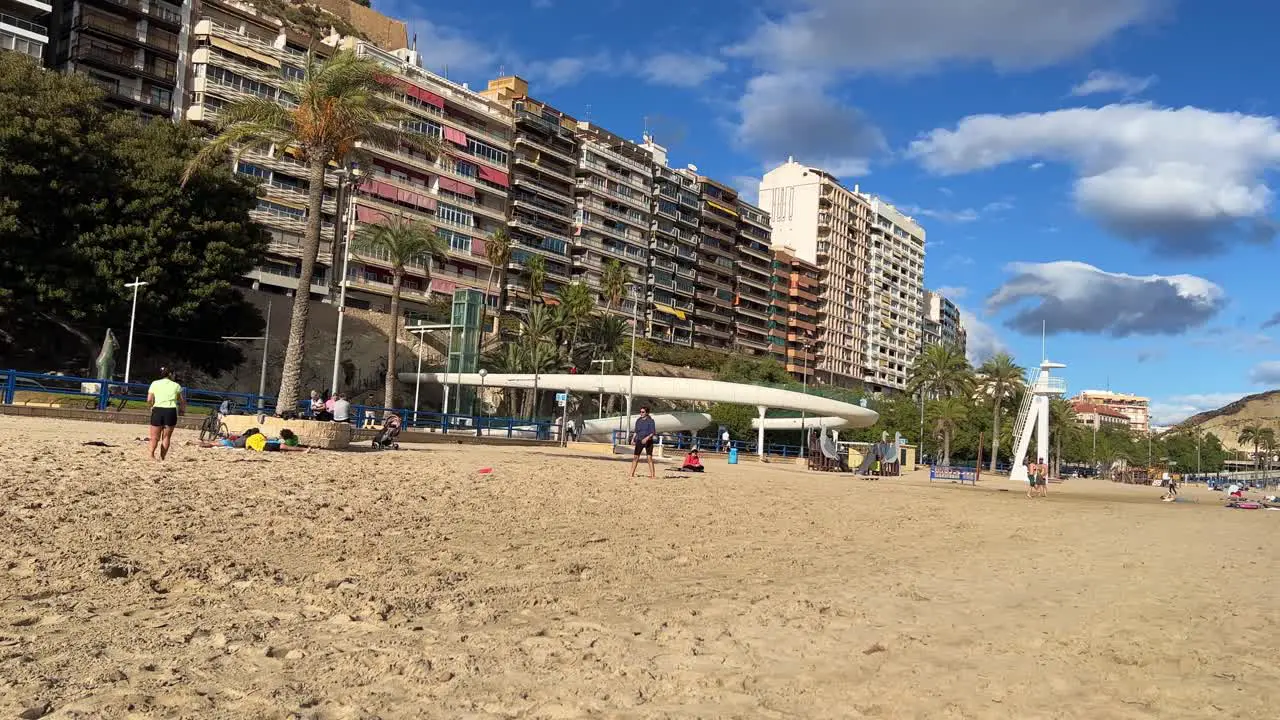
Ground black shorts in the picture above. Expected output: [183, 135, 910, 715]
[633, 439, 654, 457]
[150, 407, 178, 428]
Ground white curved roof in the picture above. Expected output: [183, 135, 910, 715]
[402, 372, 879, 429]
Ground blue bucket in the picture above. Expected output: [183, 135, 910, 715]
[728, 448, 739, 464]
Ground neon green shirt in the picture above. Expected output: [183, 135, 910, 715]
[148, 378, 183, 409]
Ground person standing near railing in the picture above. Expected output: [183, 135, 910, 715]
[147, 367, 185, 461]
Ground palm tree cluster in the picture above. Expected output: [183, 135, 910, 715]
[1237, 425, 1278, 471]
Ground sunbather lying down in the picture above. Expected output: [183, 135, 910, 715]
[191, 428, 310, 453]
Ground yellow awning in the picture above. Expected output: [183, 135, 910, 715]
[211, 36, 281, 68]
[707, 200, 739, 216]
[654, 303, 686, 320]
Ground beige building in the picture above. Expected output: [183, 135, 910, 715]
[1073, 390, 1150, 434]
[758, 160, 925, 392]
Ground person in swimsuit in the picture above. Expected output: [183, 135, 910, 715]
[147, 367, 185, 461]
[629, 407, 657, 479]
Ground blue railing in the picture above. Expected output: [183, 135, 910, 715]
[2, 369, 555, 440]
[609, 428, 804, 458]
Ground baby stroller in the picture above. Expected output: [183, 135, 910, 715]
[371, 413, 402, 450]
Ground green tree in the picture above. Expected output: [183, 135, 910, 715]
[555, 281, 594, 357]
[1259, 427, 1277, 472]
[1238, 425, 1266, 469]
[482, 225, 511, 333]
[601, 259, 629, 310]
[977, 352, 1025, 471]
[184, 49, 439, 414]
[524, 254, 548, 304]
[0, 54, 265, 375]
[928, 396, 968, 466]
[352, 214, 448, 408]
[909, 344, 974, 399]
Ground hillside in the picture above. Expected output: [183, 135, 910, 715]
[1179, 389, 1280, 451]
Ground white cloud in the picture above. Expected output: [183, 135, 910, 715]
[404, 19, 500, 77]
[933, 285, 968, 300]
[521, 53, 616, 89]
[987, 261, 1226, 337]
[734, 72, 885, 177]
[730, 175, 762, 205]
[1029, 162, 1045, 170]
[958, 307, 1006, 365]
[1250, 361, 1280, 385]
[639, 53, 727, 88]
[1149, 392, 1252, 426]
[1262, 311, 1280, 330]
[903, 198, 1013, 224]
[1071, 70, 1156, 97]
[730, 0, 1160, 74]
[909, 104, 1280, 254]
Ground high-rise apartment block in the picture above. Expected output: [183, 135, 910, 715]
[922, 290, 963, 353]
[770, 247, 821, 379]
[644, 143, 699, 346]
[735, 200, 775, 358]
[49, 0, 186, 119]
[2, 0, 50, 60]
[760, 159, 925, 392]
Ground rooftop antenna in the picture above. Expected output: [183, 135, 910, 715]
[1041, 319, 1046, 363]
[585, 103, 592, 122]
[498, 64, 505, 77]
[412, 33, 417, 51]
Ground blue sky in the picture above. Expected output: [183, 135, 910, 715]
[379, 0, 1280, 424]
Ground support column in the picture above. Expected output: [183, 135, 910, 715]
[757, 406, 767, 459]
[1035, 395, 1050, 468]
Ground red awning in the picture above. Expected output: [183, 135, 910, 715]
[431, 278, 458, 294]
[471, 236, 487, 256]
[408, 85, 444, 108]
[356, 205, 389, 225]
[438, 177, 476, 198]
[443, 126, 468, 146]
[477, 165, 509, 187]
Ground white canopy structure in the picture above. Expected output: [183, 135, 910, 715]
[401, 372, 880, 456]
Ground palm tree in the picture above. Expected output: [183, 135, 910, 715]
[601, 259, 629, 310]
[483, 226, 511, 332]
[908, 344, 974, 399]
[1258, 427, 1277, 472]
[1238, 425, 1265, 469]
[525, 254, 547, 304]
[516, 303, 562, 417]
[183, 49, 439, 414]
[352, 214, 448, 409]
[977, 352, 1025, 472]
[929, 397, 967, 466]
[1048, 397, 1079, 478]
[556, 282, 594, 353]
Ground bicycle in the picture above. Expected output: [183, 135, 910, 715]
[199, 403, 231, 443]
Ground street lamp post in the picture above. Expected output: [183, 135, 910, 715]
[624, 286, 639, 431]
[406, 323, 450, 423]
[477, 368, 488, 436]
[330, 165, 361, 394]
[123, 277, 148, 384]
[800, 338, 810, 458]
[222, 299, 272, 410]
[591, 358, 613, 418]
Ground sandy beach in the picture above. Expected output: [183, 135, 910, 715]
[2, 415, 1279, 719]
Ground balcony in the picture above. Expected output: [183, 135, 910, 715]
[514, 133, 576, 166]
[1, 12, 47, 39]
[514, 174, 573, 203]
[697, 325, 732, 341]
[512, 152, 574, 184]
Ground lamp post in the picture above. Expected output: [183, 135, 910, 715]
[330, 164, 362, 394]
[800, 338, 810, 458]
[406, 323, 450, 423]
[624, 285, 639, 431]
[123, 277, 148, 384]
[222, 299, 272, 411]
[477, 368, 488, 436]
[591, 358, 613, 418]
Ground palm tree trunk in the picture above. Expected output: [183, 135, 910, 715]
[989, 399, 1001, 472]
[384, 269, 403, 409]
[482, 269, 495, 335]
[943, 430, 952, 466]
[276, 157, 328, 415]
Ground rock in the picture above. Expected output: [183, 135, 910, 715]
[18, 702, 52, 719]
[285, 649, 306, 660]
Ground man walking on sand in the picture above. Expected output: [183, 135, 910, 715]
[629, 407, 657, 479]
[147, 367, 186, 460]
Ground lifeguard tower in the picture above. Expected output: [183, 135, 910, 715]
[1009, 358, 1067, 484]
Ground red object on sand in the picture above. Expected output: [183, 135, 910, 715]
[477, 467, 493, 474]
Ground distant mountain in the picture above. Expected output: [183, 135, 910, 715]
[1179, 389, 1280, 451]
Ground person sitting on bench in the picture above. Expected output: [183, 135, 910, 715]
[680, 449, 705, 473]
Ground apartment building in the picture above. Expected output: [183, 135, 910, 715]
[692, 176, 739, 351]
[759, 159, 926, 392]
[922, 289, 965, 359]
[640, 139, 698, 346]
[185, 1, 510, 321]
[1073, 390, 1150, 434]
[480, 75, 579, 314]
[735, 200, 775, 358]
[573, 122, 651, 320]
[770, 247, 821, 380]
[1072, 401, 1130, 430]
[49, 0, 186, 119]
[2, 0, 49, 60]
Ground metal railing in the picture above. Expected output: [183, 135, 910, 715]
[1, 12, 47, 36]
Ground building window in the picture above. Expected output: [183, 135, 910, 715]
[437, 203, 473, 228]
[405, 119, 441, 138]
[466, 138, 507, 165]
[207, 66, 274, 100]
[440, 229, 472, 253]
[281, 64, 304, 81]
[256, 200, 304, 220]
[236, 162, 269, 179]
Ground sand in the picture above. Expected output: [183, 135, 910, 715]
[2, 415, 1279, 719]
